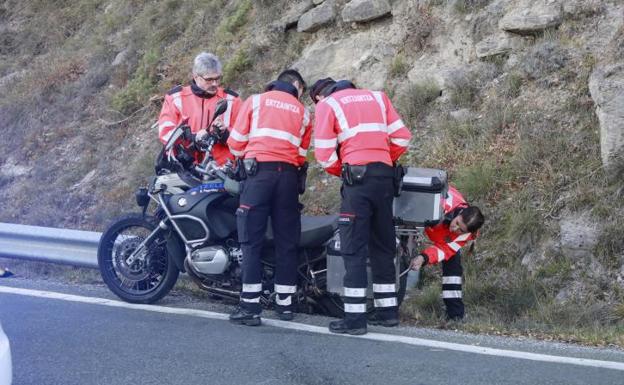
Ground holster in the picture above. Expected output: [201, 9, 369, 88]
[243, 158, 258, 177]
[297, 162, 308, 195]
[393, 164, 406, 197]
[341, 164, 367, 186]
[232, 158, 247, 181]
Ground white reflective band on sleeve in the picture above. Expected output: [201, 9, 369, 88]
[449, 242, 462, 252]
[371, 91, 387, 126]
[374, 297, 397, 308]
[173, 94, 182, 112]
[344, 303, 367, 313]
[251, 94, 261, 132]
[390, 137, 410, 147]
[337, 123, 387, 143]
[442, 290, 462, 299]
[250, 128, 301, 146]
[314, 137, 338, 149]
[343, 287, 367, 297]
[158, 121, 176, 132]
[299, 147, 308, 157]
[223, 95, 234, 127]
[455, 233, 472, 242]
[442, 276, 462, 285]
[446, 192, 454, 208]
[161, 130, 174, 142]
[274, 284, 297, 294]
[300, 108, 310, 136]
[319, 152, 339, 168]
[275, 295, 292, 306]
[387, 119, 406, 134]
[433, 193, 441, 219]
[372, 283, 396, 293]
[241, 297, 261, 303]
[231, 149, 244, 157]
[229, 129, 249, 142]
[437, 248, 445, 263]
[325, 97, 349, 132]
[243, 283, 262, 292]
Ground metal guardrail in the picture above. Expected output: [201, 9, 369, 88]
[0, 223, 100, 268]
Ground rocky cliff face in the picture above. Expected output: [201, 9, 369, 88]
[0, 0, 623, 334]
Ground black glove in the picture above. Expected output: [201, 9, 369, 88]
[297, 161, 309, 195]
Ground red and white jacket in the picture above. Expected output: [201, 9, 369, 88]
[313, 88, 412, 176]
[227, 90, 312, 167]
[422, 186, 478, 264]
[158, 85, 242, 165]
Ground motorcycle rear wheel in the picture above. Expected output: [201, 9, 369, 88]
[98, 213, 179, 304]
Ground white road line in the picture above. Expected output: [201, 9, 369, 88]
[2, 285, 624, 371]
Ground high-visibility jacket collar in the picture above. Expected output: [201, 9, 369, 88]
[190, 79, 221, 99]
[265, 80, 299, 99]
[328, 80, 356, 94]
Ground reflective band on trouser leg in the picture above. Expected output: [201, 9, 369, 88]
[241, 282, 262, 312]
[442, 252, 464, 319]
[275, 284, 297, 308]
[373, 297, 397, 307]
[344, 303, 367, 313]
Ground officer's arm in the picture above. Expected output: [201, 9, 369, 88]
[422, 232, 476, 264]
[226, 96, 243, 133]
[227, 97, 252, 158]
[383, 92, 412, 162]
[158, 94, 182, 144]
[313, 102, 341, 176]
[297, 108, 312, 166]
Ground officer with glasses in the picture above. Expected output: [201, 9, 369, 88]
[157, 52, 242, 166]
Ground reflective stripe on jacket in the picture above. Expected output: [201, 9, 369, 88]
[423, 186, 477, 264]
[227, 90, 312, 166]
[313, 88, 412, 176]
[157, 86, 242, 165]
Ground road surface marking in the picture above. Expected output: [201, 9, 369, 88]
[1, 285, 623, 371]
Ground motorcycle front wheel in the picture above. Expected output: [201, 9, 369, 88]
[98, 213, 179, 304]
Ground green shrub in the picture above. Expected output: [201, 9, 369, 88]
[111, 48, 160, 115]
[389, 54, 410, 78]
[222, 47, 252, 85]
[396, 79, 441, 124]
[219, 0, 253, 36]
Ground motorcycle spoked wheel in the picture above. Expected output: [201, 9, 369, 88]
[98, 214, 179, 304]
[315, 256, 409, 319]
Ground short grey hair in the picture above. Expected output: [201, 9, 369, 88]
[192, 52, 222, 76]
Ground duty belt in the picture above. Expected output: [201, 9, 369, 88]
[341, 162, 394, 185]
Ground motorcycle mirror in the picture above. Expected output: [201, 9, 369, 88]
[213, 99, 228, 120]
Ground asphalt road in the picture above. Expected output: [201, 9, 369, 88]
[1, 279, 624, 385]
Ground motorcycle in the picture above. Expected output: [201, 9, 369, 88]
[97, 99, 422, 317]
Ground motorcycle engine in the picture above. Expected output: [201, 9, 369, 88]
[188, 246, 231, 275]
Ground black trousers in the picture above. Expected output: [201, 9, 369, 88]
[236, 163, 300, 314]
[339, 173, 397, 328]
[442, 251, 464, 320]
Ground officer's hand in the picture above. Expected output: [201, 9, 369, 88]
[410, 254, 426, 271]
[211, 118, 225, 134]
[196, 128, 208, 141]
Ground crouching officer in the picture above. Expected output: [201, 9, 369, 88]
[227, 69, 312, 326]
[311, 78, 412, 335]
[409, 186, 485, 321]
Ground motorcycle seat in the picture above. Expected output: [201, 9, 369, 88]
[299, 214, 338, 247]
[265, 214, 338, 248]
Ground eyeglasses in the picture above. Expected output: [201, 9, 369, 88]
[197, 74, 222, 83]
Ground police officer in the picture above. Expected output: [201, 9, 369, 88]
[227, 69, 312, 326]
[157, 52, 242, 166]
[409, 186, 485, 321]
[312, 79, 412, 335]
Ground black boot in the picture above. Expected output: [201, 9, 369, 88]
[229, 307, 261, 326]
[329, 319, 367, 335]
[275, 308, 294, 321]
[367, 312, 399, 327]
